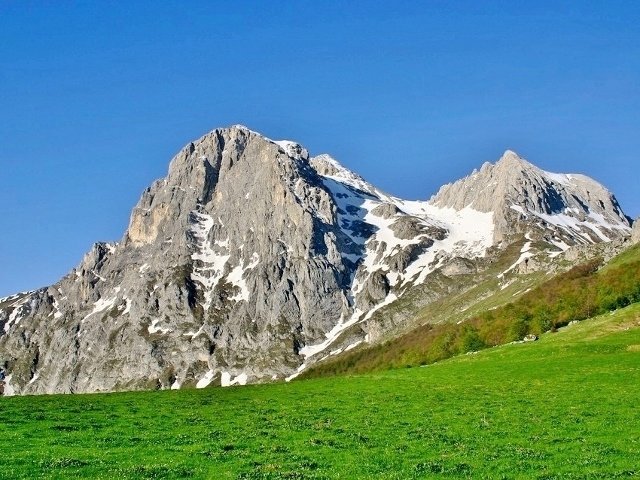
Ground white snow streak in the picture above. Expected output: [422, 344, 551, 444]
[189, 211, 230, 311]
[220, 372, 248, 387]
[52, 298, 63, 319]
[3, 374, 16, 396]
[531, 210, 627, 244]
[344, 340, 363, 352]
[196, 370, 215, 389]
[81, 291, 119, 324]
[499, 240, 534, 278]
[148, 319, 172, 335]
[183, 325, 206, 339]
[510, 205, 528, 217]
[226, 252, 259, 303]
[4, 296, 32, 332]
[0, 292, 30, 304]
[121, 297, 132, 315]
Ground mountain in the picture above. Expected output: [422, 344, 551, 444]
[430, 150, 630, 244]
[0, 126, 632, 395]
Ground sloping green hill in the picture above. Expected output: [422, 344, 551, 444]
[1, 301, 639, 478]
[302, 243, 640, 377]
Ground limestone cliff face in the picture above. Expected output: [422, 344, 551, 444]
[0, 130, 632, 395]
[0, 127, 354, 393]
[632, 219, 640, 244]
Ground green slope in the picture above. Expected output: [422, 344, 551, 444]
[302, 243, 640, 377]
[1, 302, 639, 479]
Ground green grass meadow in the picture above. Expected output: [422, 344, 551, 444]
[1, 304, 639, 479]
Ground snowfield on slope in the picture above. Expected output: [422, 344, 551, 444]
[289, 156, 495, 373]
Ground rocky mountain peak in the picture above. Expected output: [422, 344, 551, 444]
[430, 150, 630, 243]
[496, 149, 530, 166]
[0, 127, 633, 396]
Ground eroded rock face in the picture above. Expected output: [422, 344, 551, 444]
[0, 130, 632, 395]
[0, 127, 357, 394]
[430, 150, 631, 243]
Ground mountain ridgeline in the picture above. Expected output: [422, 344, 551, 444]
[0, 126, 634, 395]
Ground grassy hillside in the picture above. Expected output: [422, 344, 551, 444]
[303, 243, 640, 377]
[1, 302, 639, 479]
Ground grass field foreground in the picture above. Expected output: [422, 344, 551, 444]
[1, 303, 639, 479]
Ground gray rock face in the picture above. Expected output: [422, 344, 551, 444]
[632, 219, 640, 244]
[430, 150, 631, 244]
[1, 127, 355, 393]
[0, 130, 632, 395]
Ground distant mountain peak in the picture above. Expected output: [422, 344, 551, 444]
[430, 149, 630, 243]
[495, 150, 539, 171]
[498, 149, 524, 162]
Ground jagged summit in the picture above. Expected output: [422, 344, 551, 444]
[497, 148, 529, 164]
[474, 149, 531, 173]
[430, 149, 630, 243]
[226, 124, 310, 160]
[0, 127, 633, 396]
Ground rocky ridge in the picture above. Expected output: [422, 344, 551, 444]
[0, 126, 632, 395]
[430, 150, 630, 244]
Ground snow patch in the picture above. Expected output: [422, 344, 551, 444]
[2, 374, 16, 396]
[542, 170, 573, 186]
[548, 238, 571, 258]
[531, 210, 625, 244]
[273, 140, 308, 160]
[189, 211, 230, 311]
[226, 253, 259, 302]
[232, 125, 309, 162]
[91, 270, 106, 281]
[220, 372, 248, 387]
[0, 292, 29, 304]
[196, 370, 215, 389]
[81, 294, 118, 324]
[315, 154, 377, 194]
[498, 241, 534, 278]
[148, 319, 172, 335]
[285, 364, 308, 382]
[510, 205, 528, 217]
[400, 204, 494, 287]
[299, 293, 398, 361]
[4, 297, 32, 332]
[52, 298, 63, 319]
[122, 297, 132, 315]
[183, 325, 206, 339]
[344, 340, 363, 352]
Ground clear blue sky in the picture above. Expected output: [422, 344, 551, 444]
[1, 1, 639, 297]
